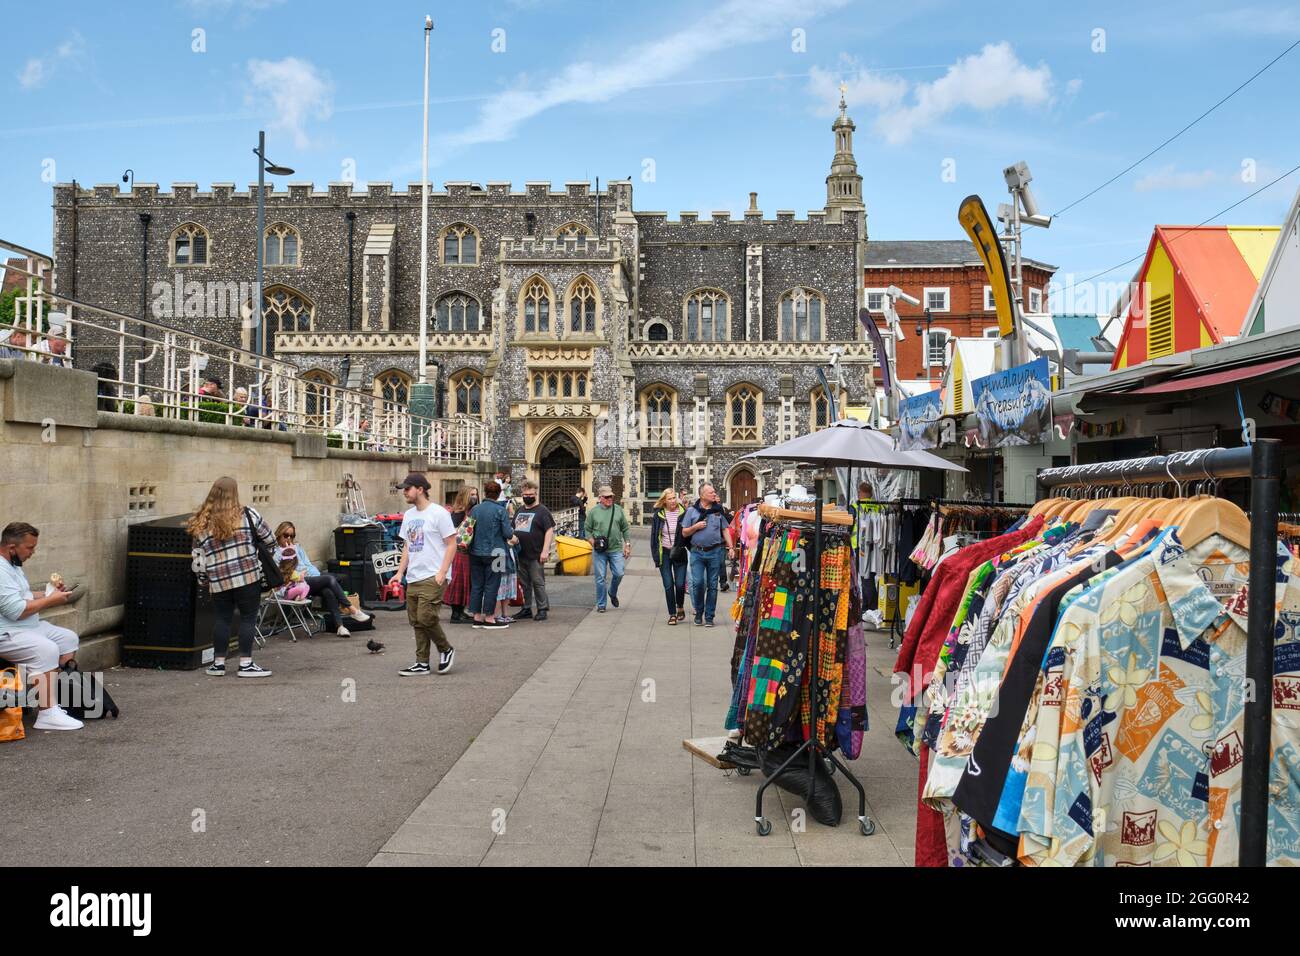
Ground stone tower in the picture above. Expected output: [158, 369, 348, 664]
[825, 83, 864, 212]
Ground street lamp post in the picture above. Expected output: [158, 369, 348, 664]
[410, 15, 437, 453]
[252, 130, 294, 359]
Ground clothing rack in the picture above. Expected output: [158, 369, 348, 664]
[752, 478, 873, 838]
[1036, 439, 1283, 868]
[876, 498, 1036, 649]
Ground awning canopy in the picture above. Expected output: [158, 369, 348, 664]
[1079, 354, 1300, 409]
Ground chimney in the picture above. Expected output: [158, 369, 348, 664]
[748, 192, 758, 212]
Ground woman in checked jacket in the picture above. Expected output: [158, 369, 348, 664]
[188, 476, 277, 678]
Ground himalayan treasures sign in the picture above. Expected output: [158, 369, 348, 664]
[971, 357, 1052, 448]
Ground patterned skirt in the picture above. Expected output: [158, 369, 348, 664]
[445, 549, 472, 606]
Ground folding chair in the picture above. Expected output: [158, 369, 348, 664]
[255, 589, 323, 644]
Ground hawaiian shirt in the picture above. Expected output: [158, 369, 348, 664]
[1018, 532, 1300, 867]
[924, 541, 1115, 808]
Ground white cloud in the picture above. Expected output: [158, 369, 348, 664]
[1134, 164, 1220, 191]
[437, 0, 851, 155]
[807, 55, 908, 117]
[17, 31, 86, 91]
[874, 43, 1053, 144]
[1083, 110, 1111, 124]
[245, 57, 334, 149]
[1066, 77, 1083, 96]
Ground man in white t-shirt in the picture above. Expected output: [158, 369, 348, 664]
[395, 472, 458, 676]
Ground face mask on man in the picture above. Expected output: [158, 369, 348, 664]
[522, 496, 537, 506]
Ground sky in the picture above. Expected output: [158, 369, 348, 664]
[3, 0, 1299, 315]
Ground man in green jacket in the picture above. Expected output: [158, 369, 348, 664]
[585, 484, 631, 612]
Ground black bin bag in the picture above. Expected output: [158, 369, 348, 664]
[761, 742, 842, 826]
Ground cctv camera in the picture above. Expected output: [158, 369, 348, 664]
[887, 285, 920, 307]
[1003, 161, 1032, 190]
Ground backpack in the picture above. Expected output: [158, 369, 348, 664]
[57, 661, 119, 720]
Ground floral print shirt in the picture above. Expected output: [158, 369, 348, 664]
[1018, 531, 1300, 867]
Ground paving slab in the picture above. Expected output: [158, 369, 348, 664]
[369, 560, 916, 866]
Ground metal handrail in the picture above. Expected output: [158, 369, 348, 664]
[0, 238, 491, 462]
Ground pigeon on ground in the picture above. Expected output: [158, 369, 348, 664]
[366, 638, 385, 654]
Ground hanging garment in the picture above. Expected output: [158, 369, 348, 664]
[892, 515, 1046, 868]
[1017, 533, 1300, 867]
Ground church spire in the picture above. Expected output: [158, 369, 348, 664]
[826, 81, 863, 211]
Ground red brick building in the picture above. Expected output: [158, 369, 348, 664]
[863, 240, 1056, 383]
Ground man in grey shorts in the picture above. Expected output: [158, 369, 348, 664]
[0, 522, 86, 730]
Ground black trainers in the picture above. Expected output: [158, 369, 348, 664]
[237, 662, 272, 678]
[693, 615, 703, 626]
[399, 661, 432, 676]
[205, 661, 226, 676]
[437, 648, 455, 674]
[705, 619, 716, 628]
[512, 608, 533, 620]
[610, 594, 620, 608]
[534, 609, 548, 622]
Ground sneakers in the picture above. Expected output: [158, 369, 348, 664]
[610, 594, 620, 608]
[512, 608, 533, 620]
[34, 706, 83, 731]
[693, 615, 703, 626]
[534, 609, 548, 622]
[596, 606, 607, 613]
[349, 609, 372, 623]
[437, 648, 455, 674]
[237, 662, 273, 678]
[336, 625, 352, 638]
[704, 619, 716, 628]
[399, 661, 432, 676]
[482, 620, 509, 629]
[205, 661, 226, 676]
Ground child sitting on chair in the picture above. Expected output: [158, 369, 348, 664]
[277, 547, 311, 601]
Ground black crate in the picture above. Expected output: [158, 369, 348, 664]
[334, 525, 384, 562]
[326, 558, 378, 602]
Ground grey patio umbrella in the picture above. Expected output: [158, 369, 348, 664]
[743, 418, 967, 471]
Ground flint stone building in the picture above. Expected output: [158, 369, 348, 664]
[52, 96, 874, 518]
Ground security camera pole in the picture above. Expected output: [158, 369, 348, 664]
[1000, 161, 1052, 368]
[410, 14, 436, 450]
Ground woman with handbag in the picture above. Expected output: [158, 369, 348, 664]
[649, 488, 689, 624]
[446, 488, 477, 623]
[188, 476, 278, 678]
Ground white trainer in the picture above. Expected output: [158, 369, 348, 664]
[336, 625, 351, 638]
[350, 609, 372, 623]
[34, 706, 84, 731]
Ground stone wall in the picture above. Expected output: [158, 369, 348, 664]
[0, 358, 486, 652]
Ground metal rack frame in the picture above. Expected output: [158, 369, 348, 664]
[1036, 439, 1282, 868]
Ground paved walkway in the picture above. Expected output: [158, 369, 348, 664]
[370, 557, 919, 866]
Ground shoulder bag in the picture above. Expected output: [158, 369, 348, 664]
[244, 507, 283, 588]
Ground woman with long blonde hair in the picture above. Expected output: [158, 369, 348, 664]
[649, 487, 689, 624]
[188, 476, 277, 677]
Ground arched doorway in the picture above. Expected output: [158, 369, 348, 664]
[728, 466, 758, 510]
[537, 428, 583, 515]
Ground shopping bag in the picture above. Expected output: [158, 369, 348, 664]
[1, 667, 25, 742]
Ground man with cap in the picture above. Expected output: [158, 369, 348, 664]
[584, 484, 630, 612]
[394, 472, 458, 676]
[34, 314, 69, 367]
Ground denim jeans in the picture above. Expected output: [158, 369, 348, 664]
[468, 553, 501, 617]
[658, 559, 687, 616]
[211, 581, 261, 660]
[689, 547, 724, 621]
[592, 550, 625, 609]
